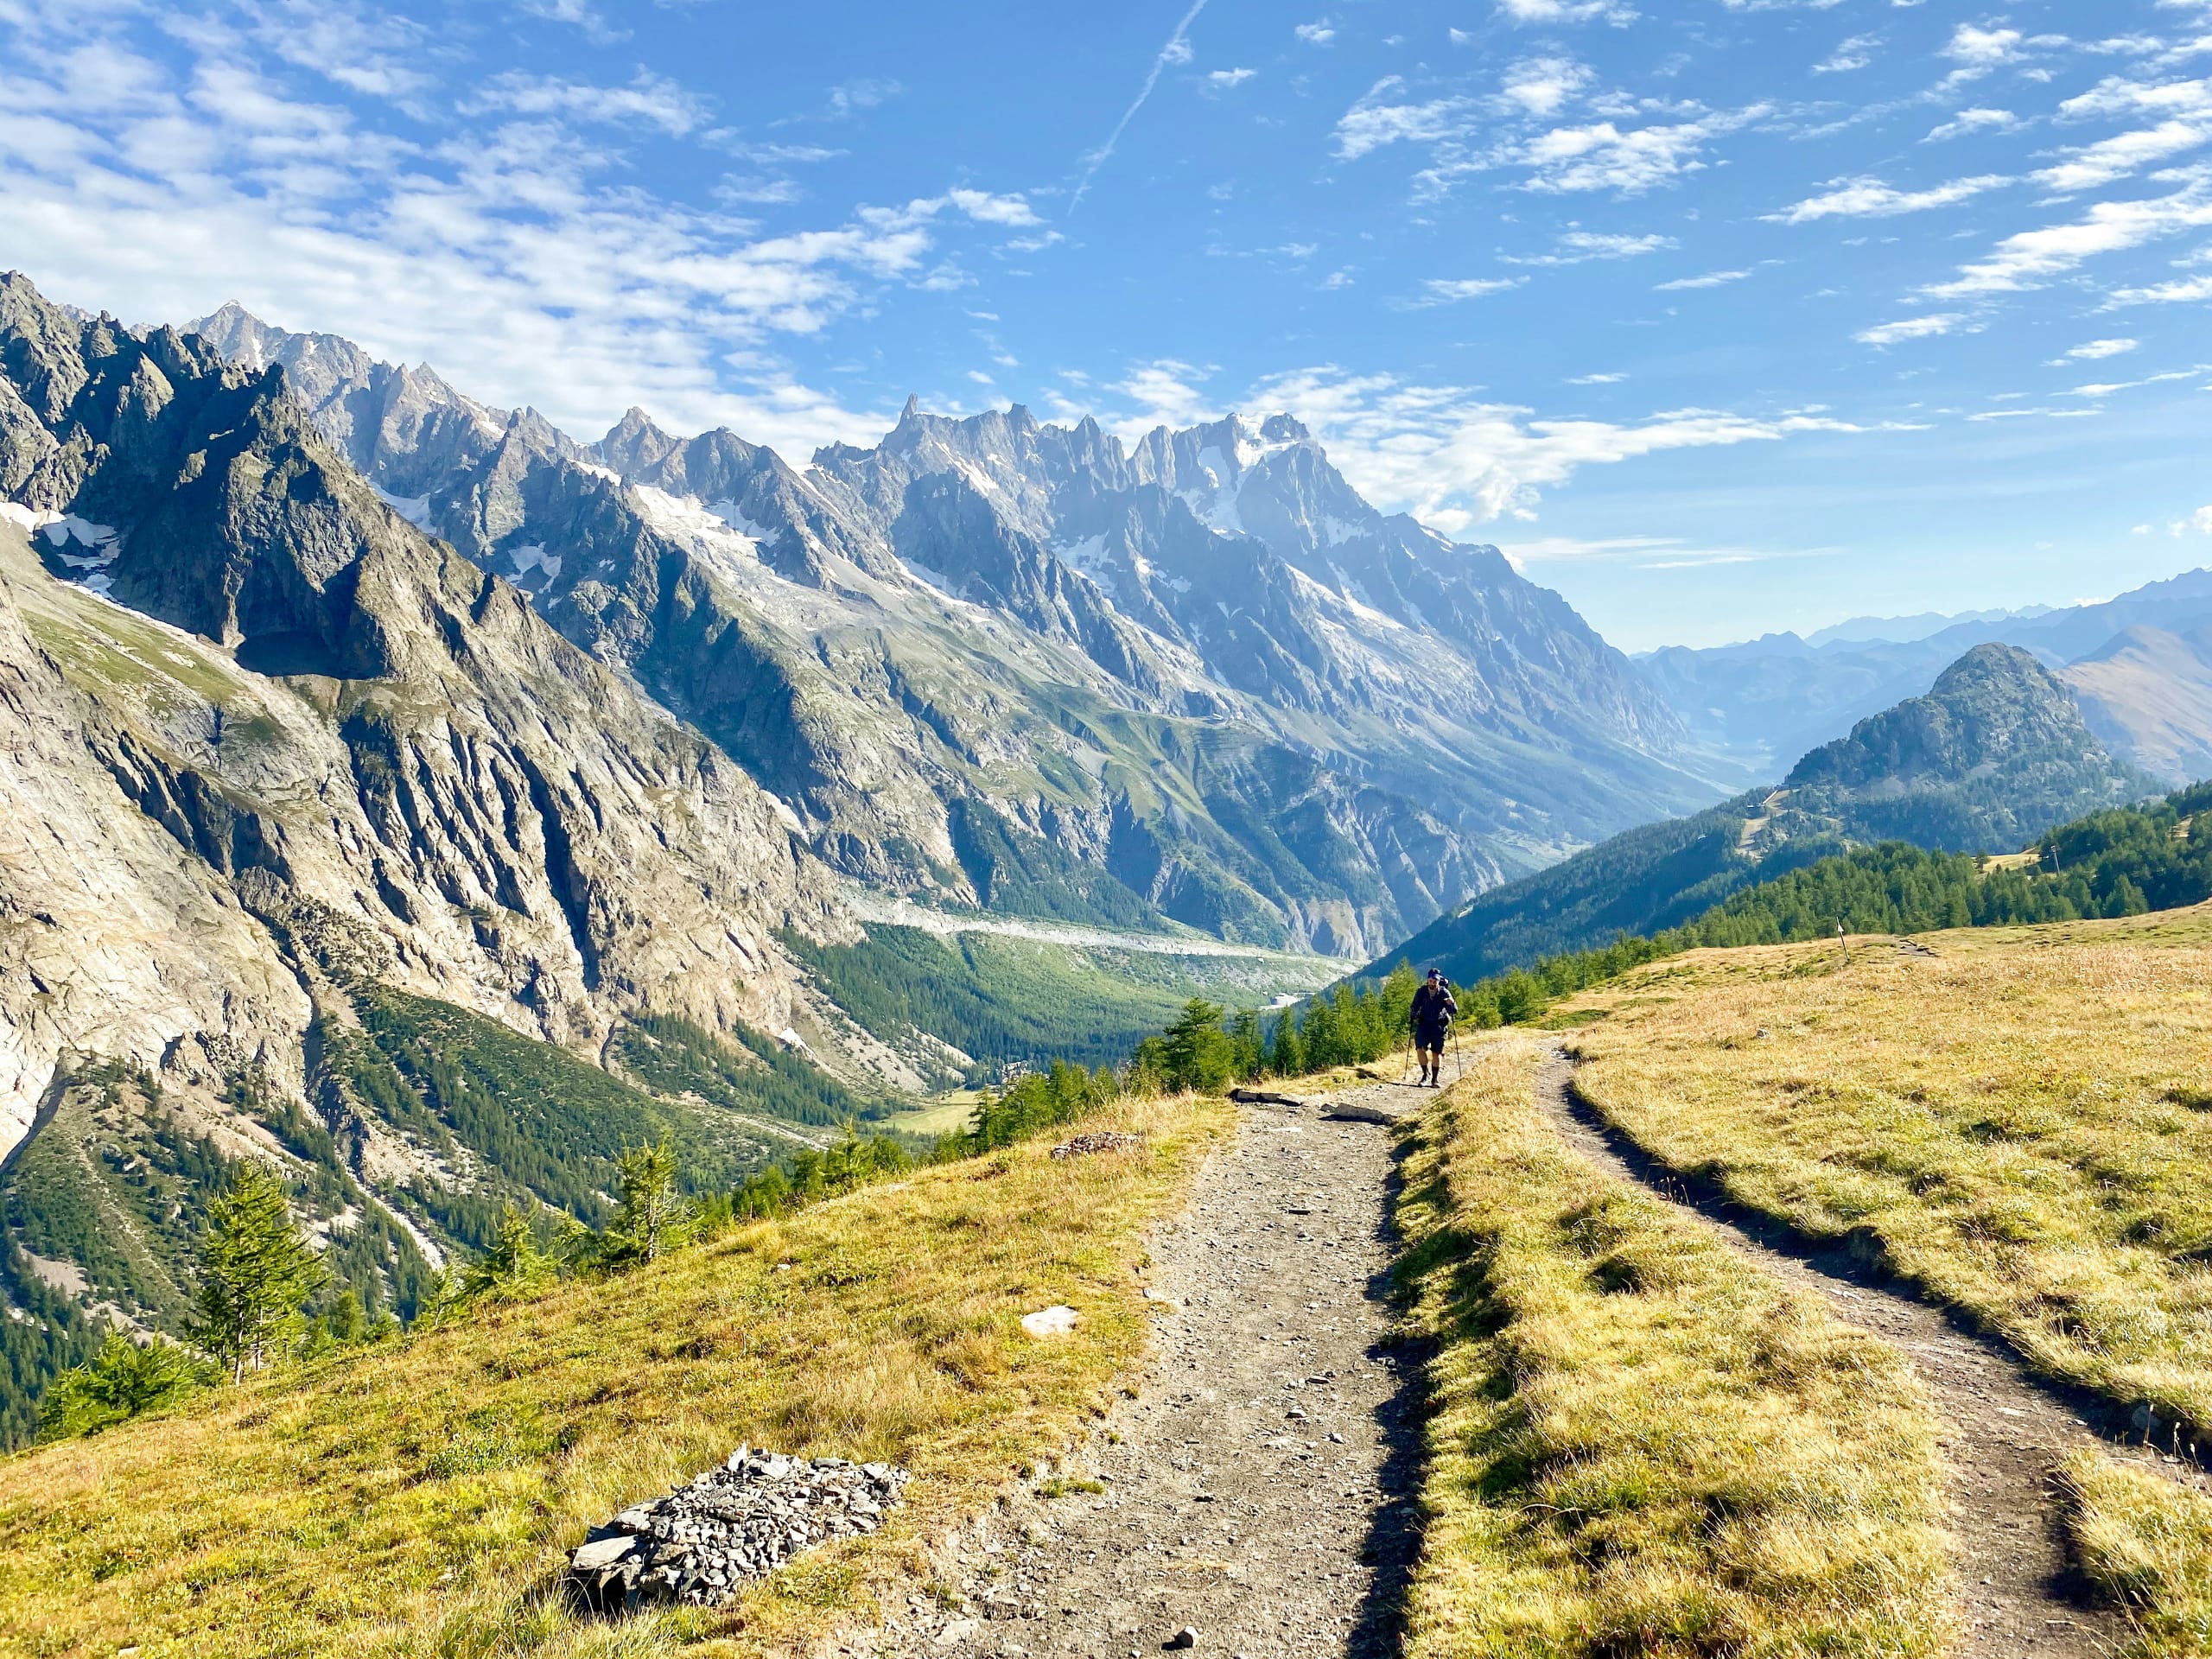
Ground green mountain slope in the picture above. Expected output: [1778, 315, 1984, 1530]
[1370, 643, 2149, 985]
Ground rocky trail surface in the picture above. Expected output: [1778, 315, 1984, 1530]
[1539, 1050, 2208, 1658]
[878, 1057, 1461, 1659]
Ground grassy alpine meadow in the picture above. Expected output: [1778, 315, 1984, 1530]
[2061, 1453, 2212, 1658]
[0, 1092, 1231, 1659]
[1394, 1030, 1951, 1659]
[1560, 903, 2212, 1440]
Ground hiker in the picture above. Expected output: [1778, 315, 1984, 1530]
[1410, 968, 1457, 1088]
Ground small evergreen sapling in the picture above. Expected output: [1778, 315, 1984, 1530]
[38, 1332, 207, 1440]
[192, 1161, 328, 1383]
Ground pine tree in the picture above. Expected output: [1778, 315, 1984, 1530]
[459, 1204, 551, 1300]
[568, 1138, 697, 1270]
[193, 1162, 328, 1384]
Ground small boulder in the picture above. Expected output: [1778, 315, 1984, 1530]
[1021, 1305, 1080, 1338]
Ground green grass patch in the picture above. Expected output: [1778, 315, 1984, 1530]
[1394, 1031, 1951, 1658]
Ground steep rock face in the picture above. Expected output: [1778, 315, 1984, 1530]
[0, 526, 312, 1155]
[0, 276, 864, 1162]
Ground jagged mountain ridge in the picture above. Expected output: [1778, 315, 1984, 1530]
[188, 301, 1718, 957]
[0, 274, 894, 1168]
[1363, 641, 2148, 985]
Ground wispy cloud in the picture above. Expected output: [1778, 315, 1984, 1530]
[1656, 268, 1751, 289]
[1927, 172, 2212, 296]
[1406, 276, 1526, 305]
[1233, 366, 1908, 530]
[1503, 229, 1673, 264]
[466, 70, 709, 137]
[1815, 35, 1878, 74]
[1070, 0, 1209, 212]
[2051, 337, 2139, 360]
[1856, 313, 1968, 346]
[1766, 174, 2009, 223]
[1493, 0, 1638, 26]
[1925, 107, 2019, 142]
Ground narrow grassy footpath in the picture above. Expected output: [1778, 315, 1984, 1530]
[0, 1094, 1230, 1659]
[1560, 907, 2212, 1656]
[1394, 1032, 1953, 1658]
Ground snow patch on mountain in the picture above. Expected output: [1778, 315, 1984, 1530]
[372, 487, 434, 530]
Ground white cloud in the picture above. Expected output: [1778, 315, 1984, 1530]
[1333, 80, 1476, 159]
[825, 78, 901, 120]
[1494, 55, 1593, 118]
[1766, 174, 2009, 222]
[1408, 276, 1525, 304]
[1494, 0, 1638, 24]
[1337, 74, 1757, 197]
[1208, 67, 1257, 87]
[1295, 19, 1337, 45]
[1855, 312, 1967, 345]
[0, 23, 1058, 462]
[1942, 23, 2024, 78]
[1567, 372, 1628, 383]
[2035, 120, 2212, 193]
[1925, 107, 2018, 142]
[1927, 173, 2212, 296]
[2059, 73, 2212, 122]
[2105, 271, 2212, 302]
[1656, 267, 1751, 289]
[1240, 367, 1901, 530]
[1108, 359, 1223, 433]
[466, 70, 709, 137]
[1509, 113, 1749, 194]
[1504, 229, 1673, 264]
[944, 188, 1042, 226]
[2053, 337, 2139, 359]
[245, 0, 431, 102]
[1815, 35, 1879, 73]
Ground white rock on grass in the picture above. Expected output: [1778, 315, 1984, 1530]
[1021, 1305, 1081, 1338]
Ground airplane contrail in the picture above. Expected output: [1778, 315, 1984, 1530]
[1069, 0, 1211, 213]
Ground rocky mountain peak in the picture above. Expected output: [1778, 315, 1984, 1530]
[1788, 642, 2109, 791]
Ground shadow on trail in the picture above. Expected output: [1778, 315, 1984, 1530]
[1340, 1128, 1431, 1659]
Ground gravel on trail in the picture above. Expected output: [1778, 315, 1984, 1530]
[867, 1057, 1461, 1659]
[1540, 1049, 2211, 1659]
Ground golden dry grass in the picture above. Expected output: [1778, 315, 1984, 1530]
[1560, 906, 2212, 1656]
[2061, 1452, 2212, 1658]
[1395, 1030, 1951, 1659]
[0, 1093, 1230, 1659]
[1565, 906, 2212, 1435]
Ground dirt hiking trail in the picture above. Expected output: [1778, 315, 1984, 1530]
[1538, 1049, 2196, 1657]
[866, 1046, 2202, 1658]
[882, 1054, 1463, 1659]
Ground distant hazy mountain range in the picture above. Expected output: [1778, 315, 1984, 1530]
[1643, 575, 2212, 789]
[1367, 640, 2152, 985]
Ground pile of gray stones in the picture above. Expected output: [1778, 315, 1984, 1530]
[566, 1448, 909, 1613]
[1049, 1130, 1143, 1159]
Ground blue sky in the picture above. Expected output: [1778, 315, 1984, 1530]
[3, 0, 2211, 648]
